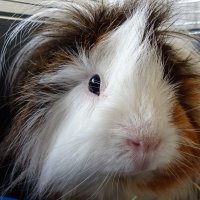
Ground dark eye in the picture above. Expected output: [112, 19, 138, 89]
[88, 74, 101, 96]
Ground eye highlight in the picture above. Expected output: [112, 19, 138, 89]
[88, 74, 101, 96]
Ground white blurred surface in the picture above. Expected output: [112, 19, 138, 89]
[0, 0, 42, 16]
[177, 0, 200, 32]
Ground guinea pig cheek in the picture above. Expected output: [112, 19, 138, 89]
[170, 103, 200, 178]
[139, 102, 200, 192]
[117, 122, 178, 174]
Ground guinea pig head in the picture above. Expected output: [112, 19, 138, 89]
[1, 0, 199, 198]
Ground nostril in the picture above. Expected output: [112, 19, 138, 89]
[127, 137, 161, 152]
[127, 139, 141, 148]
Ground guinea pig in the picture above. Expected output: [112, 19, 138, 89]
[0, 0, 200, 199]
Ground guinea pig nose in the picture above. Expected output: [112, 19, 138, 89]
[127, 136, 161, 152]
[127, 139, 141, 148]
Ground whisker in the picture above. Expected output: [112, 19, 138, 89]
[174, 105, 200, 118]
[192, 182, 200, 191]
[179, 151, 200, 159]
[57, 169, 100, 200]
[88, 172, 111, 200]
[174, 158, 198, 174]
[167, 164, 184, 185]
[116, 170, 120, 200]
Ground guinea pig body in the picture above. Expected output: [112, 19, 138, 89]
[0, 0, 200, 199]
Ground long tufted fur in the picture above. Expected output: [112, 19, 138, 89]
[0, 0, 200, 199]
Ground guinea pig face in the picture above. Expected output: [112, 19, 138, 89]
[2, 0, 200, 198]
[39, 5, 180, 191]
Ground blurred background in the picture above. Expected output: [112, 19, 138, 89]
[0, 0, 41, 47]
[0, 0, 200, 47]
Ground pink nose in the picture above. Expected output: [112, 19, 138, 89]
[127, 136, 161, 152]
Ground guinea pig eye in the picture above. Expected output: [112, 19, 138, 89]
[88, 74, 101, 96]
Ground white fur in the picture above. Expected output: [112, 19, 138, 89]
[1, 0, 199, 200]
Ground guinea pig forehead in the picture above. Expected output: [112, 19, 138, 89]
[89, 11, 160, 77]
[98, 8, 147, 58]
[88, 1, 171, 72]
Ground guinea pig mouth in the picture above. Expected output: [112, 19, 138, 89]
[128, 154, 158, 175]
[134, 157, 150, 171]
[123, 137, 161, 171]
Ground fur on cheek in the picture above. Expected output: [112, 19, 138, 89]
[134, 102, 200, 194]
[173, 103, 200, 172]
